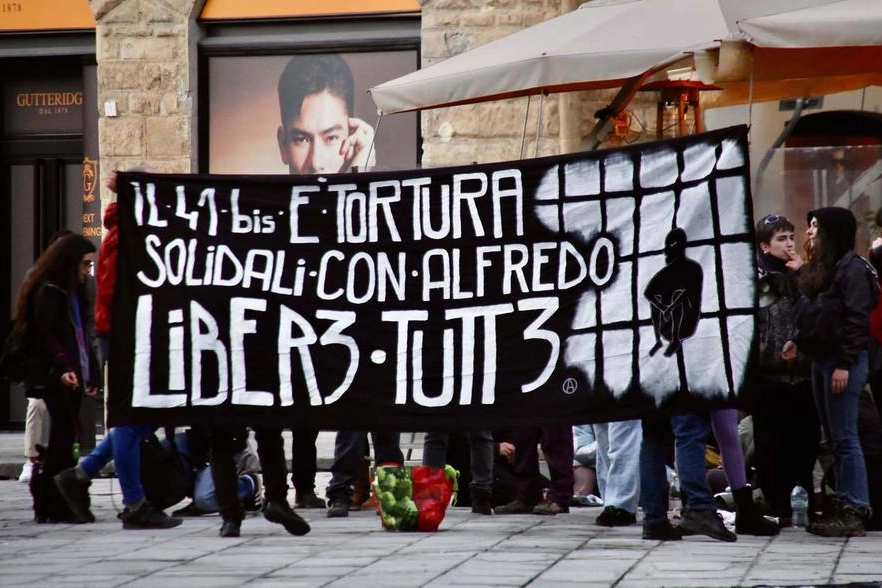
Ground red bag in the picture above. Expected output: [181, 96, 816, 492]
[373, 465, 458, 532]
[411, 465, 457, 532]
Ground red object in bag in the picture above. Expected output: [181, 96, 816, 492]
[411, 466, 455, 532]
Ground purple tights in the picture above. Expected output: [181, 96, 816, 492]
[710, 408, 747, 490]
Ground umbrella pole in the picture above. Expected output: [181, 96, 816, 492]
[520, 96, 532, 159]
[580, 76, 645, 151]
[365, 113, 382, 172]
[534, 92, 546, 158]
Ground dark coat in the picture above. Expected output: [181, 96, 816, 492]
[25, 280, 100, 396]
[796, 251, 877, 370]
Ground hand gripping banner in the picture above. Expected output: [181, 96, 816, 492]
[108, 125, 757, 429]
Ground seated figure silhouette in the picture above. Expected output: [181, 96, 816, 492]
[644, 227, 703, 357]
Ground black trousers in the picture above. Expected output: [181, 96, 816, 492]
[752, 377, 820, 518]
[210, 427, 288, 521]
[41, 388, 81, 521]
[290, 427, 319, 494]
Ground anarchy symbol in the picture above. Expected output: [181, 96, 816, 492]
[562, 378, 578, 395]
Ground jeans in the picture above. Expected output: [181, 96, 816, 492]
[192, 466, 252, 513]
[79, 425, 156, 506]
[326, 431, 402, 503]
[423, 431, 494, 490]
[812, 352, 870, 508]
[641, 413, 716, 524]
[595, 419, 641, 513]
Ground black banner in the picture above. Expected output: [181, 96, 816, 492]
[108, 126, 757, 429]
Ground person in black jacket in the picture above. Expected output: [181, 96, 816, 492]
[751, 214, 819, 527]
[783, 206, 877, 537]
[13, 234, 99, 522]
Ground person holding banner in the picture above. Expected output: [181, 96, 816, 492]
[640, 412, 737, 542]
[54, 169, 183, 530]
[494, 426, 575, 516]
[422, 431, 495, 514]
[783, 207, 875, 537]
[275, 53, 396, 516]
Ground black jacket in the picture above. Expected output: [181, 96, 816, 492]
[25, 281, 100, 395]
[796, 251, 877, 370]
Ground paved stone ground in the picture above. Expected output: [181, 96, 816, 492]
[2, 473, 882, 587]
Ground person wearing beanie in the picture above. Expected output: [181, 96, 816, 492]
[783, 206, 878, 537]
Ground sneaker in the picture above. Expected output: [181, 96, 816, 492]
[219, 518, 241, 538]
[295, 492, 327, 509]
[121, 501, 183, 530]
[264, 500, 311, 536]
[806, 503, 868, 537]
[643, 518, 683, 541]
[327, 498, 350, 518]
[53, 467, 95, 524]
[244, 473, 263, 512]
[533, 500, 568, 515]
[494, 498, 535, 515]
[18, 461, 34, 484]
[677, 508, 737, 542]
[595, 505, 637, 527]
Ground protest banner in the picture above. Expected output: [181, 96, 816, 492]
[108, 125, 756, 429]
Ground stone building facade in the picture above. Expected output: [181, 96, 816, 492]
[87, 0, 657, 187]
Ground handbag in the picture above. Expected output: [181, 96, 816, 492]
[140, 430, 194, 510]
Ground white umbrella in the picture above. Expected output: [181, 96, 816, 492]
[369, 0, 882, 117]
[370, 0, 726, 115]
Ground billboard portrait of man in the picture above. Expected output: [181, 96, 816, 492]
[208, 51, 418, 175]
[276, 54, 375, 175]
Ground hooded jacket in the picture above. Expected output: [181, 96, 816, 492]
[797, 207, 878, 369]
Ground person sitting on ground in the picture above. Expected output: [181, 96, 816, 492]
[172, 427, 262, 517]
[571, 425, 601, 506]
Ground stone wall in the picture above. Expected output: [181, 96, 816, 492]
[89, 0, 203, 206]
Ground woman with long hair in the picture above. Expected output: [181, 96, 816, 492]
[783, 207, 876, 536]
[15, 233, 98, 522]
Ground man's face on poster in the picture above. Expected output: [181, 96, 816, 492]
[277, 90, 349, 175]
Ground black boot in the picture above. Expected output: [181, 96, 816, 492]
[733, 486, 779, 536]
[471, 487, 493, 515]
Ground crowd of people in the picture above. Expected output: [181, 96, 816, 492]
[9, 203, 882, 541]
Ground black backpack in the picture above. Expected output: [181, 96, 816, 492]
[140, 430, 195, 510]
